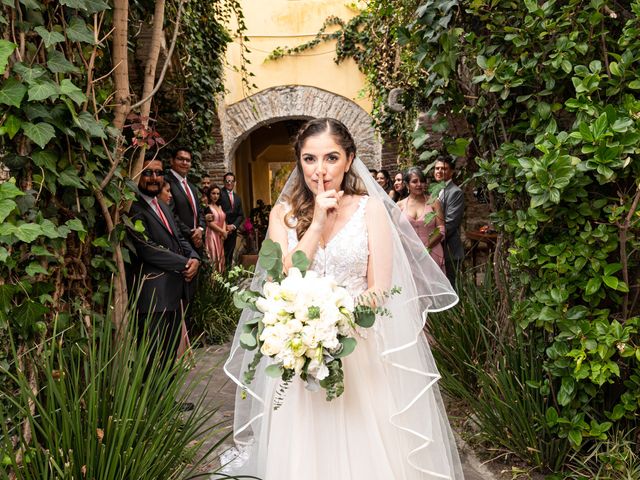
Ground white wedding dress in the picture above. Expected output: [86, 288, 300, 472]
[219, 190, 464, 479]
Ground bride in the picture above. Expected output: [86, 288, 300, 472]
[219, 118, 464, 479]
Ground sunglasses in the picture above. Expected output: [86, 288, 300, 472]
[141, 169, 165, 177]
[224, 179, 235, 184]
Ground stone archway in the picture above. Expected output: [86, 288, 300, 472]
[219, 85, 381, 168]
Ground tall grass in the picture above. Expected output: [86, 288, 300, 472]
[0, 313, 237, 479]
[429, 268, 571, 472]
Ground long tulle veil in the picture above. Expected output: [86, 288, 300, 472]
[219, 158, 464, 479]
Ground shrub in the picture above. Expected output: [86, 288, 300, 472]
[190, 264, 249, 345]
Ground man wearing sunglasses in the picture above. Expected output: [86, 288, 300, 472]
[165, 147, 206, 252]
[127, 158, 200, 377]
[220, 172, 244, 268]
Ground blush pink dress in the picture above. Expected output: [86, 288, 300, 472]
[205, 205, 226, 272]
[400, 200, 446, 273]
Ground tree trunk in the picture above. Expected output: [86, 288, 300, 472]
[112, 0, 130, 130]
[132, 0, 166, 179]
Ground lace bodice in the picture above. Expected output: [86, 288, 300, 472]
[287, 196, 369, 297]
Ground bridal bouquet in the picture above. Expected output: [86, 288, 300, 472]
[234, 239, 388, 406]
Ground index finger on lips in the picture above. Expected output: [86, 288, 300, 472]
[317, 171, 325, 194]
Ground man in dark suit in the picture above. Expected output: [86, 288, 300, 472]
[165, 147, 206, 252]
[220, 172, 244, 268]
[435, 156, 465, 287]
[128, 159, 200, 371]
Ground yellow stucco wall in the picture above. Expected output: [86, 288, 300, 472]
[224, 0, 372, 113]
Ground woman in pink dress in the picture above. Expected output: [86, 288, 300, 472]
[204, 185, 227, 272]
[397, 167, 446, 273]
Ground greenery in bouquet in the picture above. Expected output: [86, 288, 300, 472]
[233, 240, 395, 407]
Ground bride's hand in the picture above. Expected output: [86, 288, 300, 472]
[312, 171, 343, 228]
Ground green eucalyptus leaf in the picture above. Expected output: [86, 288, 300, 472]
[239, 331, 257, 350]
[333, 337, 357, 358]
[354, 305, 375, 328]
[22, 122, 55, 149]
[264, 364, 283, 378]
[291, 250, 310, 274]
[0, 78, 28, 107]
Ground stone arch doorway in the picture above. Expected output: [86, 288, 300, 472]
[219, 85, 381, 211]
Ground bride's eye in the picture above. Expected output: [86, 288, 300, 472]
[327, 154, 339, 162]
[302, 155, 315, 163]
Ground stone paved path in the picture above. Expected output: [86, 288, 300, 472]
[185, 344, 494, 480]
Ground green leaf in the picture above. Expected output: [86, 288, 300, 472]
[59, 79, 86, 105]
[264, 363, 283, 378]
[31, 150, 58, 172]
[0, 247, 8, 263]
[568, 429, 583, 447]
[14, 300, 48, 328]
[0, 199, 16, 222]
[239, 331, 257, 350]
[0, 180, 24, 201]
[333, 337, 357, 358]
[14, 223, 43, 242]
[0, 78, 28, 107]
[59, 0, 109, 13]
[66, 218, 86, 241]
[545, 407, 558, 426]
[13, 63, 47, 83]
[2, 114, 22, 139]
[354, 305, 375, 328]
[58, 168, 86, 188]
[75, 111, 106, 138]
[25, 262, 48, 276]
[66, 17, 96, 44]
[291, 250, 310, 274]
[22, 122, 55, 149]
[47, 50, 79, 74]
[0, 40, 16, 75]
[628, 80, 640, 89]
[18, 0, 41, 10]
[34, 26, 65, 48]
[585, 277, 602, 296]
[602, 276, 619, 290]
[27, 80, 59, 101]
[412, 126, 429, 149]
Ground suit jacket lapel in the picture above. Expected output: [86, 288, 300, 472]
[141, 198, 174, 236]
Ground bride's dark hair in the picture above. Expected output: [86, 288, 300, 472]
[285, 118, 366, 239]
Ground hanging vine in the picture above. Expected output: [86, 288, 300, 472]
[266, 1, 423, 158]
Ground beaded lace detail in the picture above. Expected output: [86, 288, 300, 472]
[287, 196, 369, 297]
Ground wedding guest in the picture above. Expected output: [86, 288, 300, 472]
[368, 168, 378, 179]
[220, 172, 244, 268]
[397, 167, 446, 272]
[390, 171, 408, 202]
[201, 175, 211, 191]
[204, 184, 227, 272]
[375, 169, 392, 193]
[165, 147, 206, 252]
[157, 179, 193, 361]
[434, 155, 464, 285]
[127, 159, 199, 385]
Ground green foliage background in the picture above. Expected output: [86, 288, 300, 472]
[277, 0, 640, 474]
[0, 0, 241, 468]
